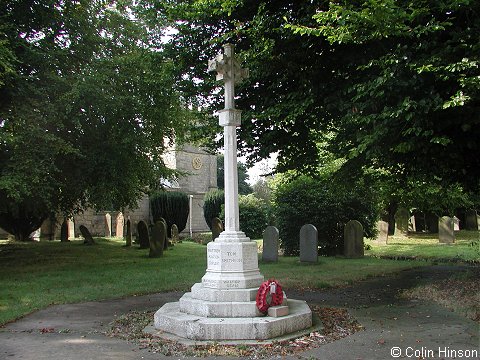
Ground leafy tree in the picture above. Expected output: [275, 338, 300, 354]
[141, 0, 479, 195]
[0, 1, 185, 240]
[290, 0, 480, 192]
[216, 154, 252, 195]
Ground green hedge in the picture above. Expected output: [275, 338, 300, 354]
[150, 191, 189, 236]
[203, 189, 225, 230]
[274, 175, 380, 256]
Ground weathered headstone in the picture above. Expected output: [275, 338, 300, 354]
[158, 217, 169, 250]
[438, 216, 455, 244]
[104, 213, 112, 237]
[79, 225, 95, 245]
[344, 220, 364, 258]
[125, 219, 132, 246]
[60, 219, 69, 242]
[300, 224, 318, 263]
[171, 224, 179, 243]
[67, 219, 75, 240]
[137, 220, 149, 249]
[394, 207, 409, 236]
[149, 220, 166, 258]
[465, 210, 479, 230]
[453, 216, 460, 231]
[211, 217, 223, 243]
[30, 228, 41, 242]
[376, 220, 389, 245]
[408, 215, 416, 232]
[116, 212, 124, 238]
[262, 226, 279, 262]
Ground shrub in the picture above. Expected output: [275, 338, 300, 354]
[203, 189, 225, 230]
[150, 191, 189, 236]
[220, 194, 268, 239]
[274, 175, 380, 256]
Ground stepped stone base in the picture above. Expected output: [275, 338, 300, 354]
[154, 299, 312, 341]
[179, 292, 262, 317]
[153, 233, 313, 341]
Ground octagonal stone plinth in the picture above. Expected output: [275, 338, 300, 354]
[154, 299, 312, 340]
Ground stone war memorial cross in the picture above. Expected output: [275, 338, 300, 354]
[153, 44, 312, 341]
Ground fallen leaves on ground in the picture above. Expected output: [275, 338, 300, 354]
[104, 306, 362, 358]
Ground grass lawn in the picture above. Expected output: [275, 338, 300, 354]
[366, 230, 479, 263]
[0, 238, 427, 326]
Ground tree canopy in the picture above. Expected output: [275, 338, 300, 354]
[145, 0, 479, 197]
[0, 0, 186, 240]
[216, 154, 252, 195]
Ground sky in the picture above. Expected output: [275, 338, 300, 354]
[239, 153, 278, 185]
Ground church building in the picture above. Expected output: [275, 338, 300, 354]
[0, 144, 217, 240]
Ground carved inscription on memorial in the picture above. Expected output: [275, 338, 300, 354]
[203, 279, 216, 288]
[222, 251, 242, 264]
[207, 248, 221, 267]
[223, 280, 241, 288]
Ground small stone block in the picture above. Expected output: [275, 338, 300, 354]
[268, 306, 289, 318]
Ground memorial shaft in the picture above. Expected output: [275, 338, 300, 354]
[222, 44, 240, 232]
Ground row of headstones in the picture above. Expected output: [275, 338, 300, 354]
[262, 221, 365, 263]
[55, 213, 124, 241]
[377, 215, 461, 244]
[134, 219, 180, 258]
[77, 218, 180, 258]
[393, 208, 479, 235]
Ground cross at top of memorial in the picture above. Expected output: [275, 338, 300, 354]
[208, 44, 249, 113]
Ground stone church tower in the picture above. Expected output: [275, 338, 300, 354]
[160, 143, 218, 233]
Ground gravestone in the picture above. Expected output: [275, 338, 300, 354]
[31, 228, 41, 242]
[376, 220, 389, 245]
[67, 219, 75, 240]
[104, 213, 112, 237]
[158, 217, 169, 250]
[394, 207, 409, 236]
[211, 217, 223, 243]
[344, 220, 364, 258]
[137, 220, 149, 249]
[116, 212, 124, 238]
[438, 216, 455, 244]
[300, 224, 318, 263]
[149, 220, 166, 258]
[453, 216, 460, 231]
[465, 210, 479, 230]
[60, 219, 69, 242]
[125, 219, 132, 246]
[79, 225, 95, 245]
[262, 226, 279, 262]
[171, 224, 179, 243]
[408, 215, 416, 232]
